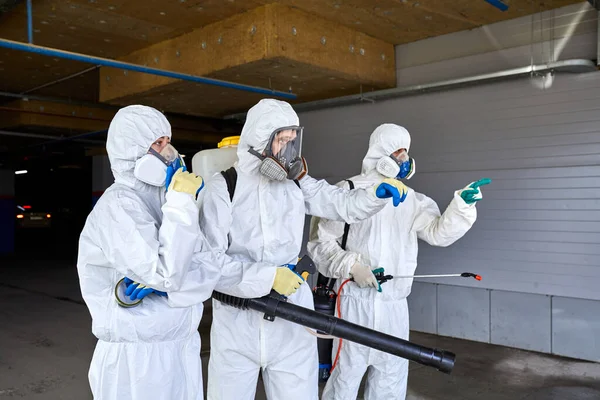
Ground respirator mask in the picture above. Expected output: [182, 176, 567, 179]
[249, 126, 305, 181]
[376, 149, 415, 180]
[134, 143, 185, 187]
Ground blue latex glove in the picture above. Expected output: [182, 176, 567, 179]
[375, 178, 408, 207]
[124, 278, 167, 301]
[459, 178, 491, 204]
[371, 267, 385, 292]
[165, 155, 187, 190]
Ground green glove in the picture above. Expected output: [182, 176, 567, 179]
[459, 178, 491, 205]
[372, 267, 385, 292]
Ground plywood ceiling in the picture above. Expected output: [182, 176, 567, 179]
[0, 0, 585, 117]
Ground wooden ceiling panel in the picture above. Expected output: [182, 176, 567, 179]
[279, 0, 476, 45]
[0, 99, 241, 143]
[102, 57, 391, 117]
[0, 0, 270, 57]
[283, 0, 584, 44]
[0, 49, 93, 94]
[421, 0, 585, 26]
[32, 69, 100, 102]
[0, 0, 585, 122]
[0, 0, 269, 101]
[98, 4, 395, 106]
[0, 1, 180, 57]
[0, 0, 584, 55]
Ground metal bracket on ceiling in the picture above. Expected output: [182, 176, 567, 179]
[484, 0, 509, 12]
[587, 0, 600, 10]
[358, 85, 375, 104]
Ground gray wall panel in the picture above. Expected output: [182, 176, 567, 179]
[300, 71, 600, 302]
[299, 66, 600, 359]
[407, 282, 437, 334]
[490, 291, 551, 353]
[552, 297, 600, 362]
[437, 286, 490, 343]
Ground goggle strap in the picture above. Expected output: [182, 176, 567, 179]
[148, 147, 170, 166]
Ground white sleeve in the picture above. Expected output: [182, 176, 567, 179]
[165, 243, 222, 308]
[306, 180, 361, 279]
[413, 191, 477, 247]
[307, 216, 360, 280]
[299, 174, 387, 223]
[198, 174, 277, 298]
[98, 190, 201, 293]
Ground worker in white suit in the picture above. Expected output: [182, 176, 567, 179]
[77, 105, 217, 400]
[308, 123, 490, 400]
[201, 99, 410, 400]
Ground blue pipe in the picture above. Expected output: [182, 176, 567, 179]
[484, 0, 508, 11]
[0, 39, 297, 99]
[26, 0, 33, 43]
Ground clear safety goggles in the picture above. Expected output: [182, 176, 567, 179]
[390, 149, 410, 165]
[394, 149, 415, 180]
[148, 143, 180, 166]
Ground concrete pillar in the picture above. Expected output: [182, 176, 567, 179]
[0, 169, 15, 254]
[92, 155, 113, 207]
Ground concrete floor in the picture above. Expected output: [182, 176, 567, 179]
[1, 257, 600, 399]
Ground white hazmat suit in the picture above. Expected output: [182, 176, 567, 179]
[308, 124, 478, 400]
[77, 105, 220, 399]
[200, 99, 393, 400]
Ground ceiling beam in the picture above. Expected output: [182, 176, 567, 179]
[98, 3, 396, 116]
[0, 99, 242, 144]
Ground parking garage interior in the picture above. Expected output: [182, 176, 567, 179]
[1, 1, 600, 399]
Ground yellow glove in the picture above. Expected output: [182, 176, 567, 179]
[272, 267, 304, 296]
[168, 168, 204, 198]
[374, 178, 409, 207]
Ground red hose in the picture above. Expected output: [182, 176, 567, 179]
[330, 279, 351, 373]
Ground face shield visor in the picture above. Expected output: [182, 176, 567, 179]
[250, 126, 304, 181]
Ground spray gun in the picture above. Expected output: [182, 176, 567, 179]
[373, 271, 482, 285]
[293, 255, 317, 282]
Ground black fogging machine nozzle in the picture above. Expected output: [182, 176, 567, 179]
[212, 291, 455, 374]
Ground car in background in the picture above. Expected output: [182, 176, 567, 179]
[15, 205, 52, 228]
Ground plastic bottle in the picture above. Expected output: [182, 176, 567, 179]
[191, 136, 240, 179]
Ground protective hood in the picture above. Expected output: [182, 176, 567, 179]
[361, 124, 411, 175]
[237, 99, 300, 175]
[106, 105, 172, 188]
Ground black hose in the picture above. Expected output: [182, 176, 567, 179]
[212, 291, 455, 373]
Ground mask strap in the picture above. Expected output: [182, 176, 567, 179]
[248, 147, 266, 161]
[148, 147, 170, 166]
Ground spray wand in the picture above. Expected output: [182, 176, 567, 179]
[373, 271, 482, 285]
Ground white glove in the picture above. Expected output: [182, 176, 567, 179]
[350, 263, 378, 289]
